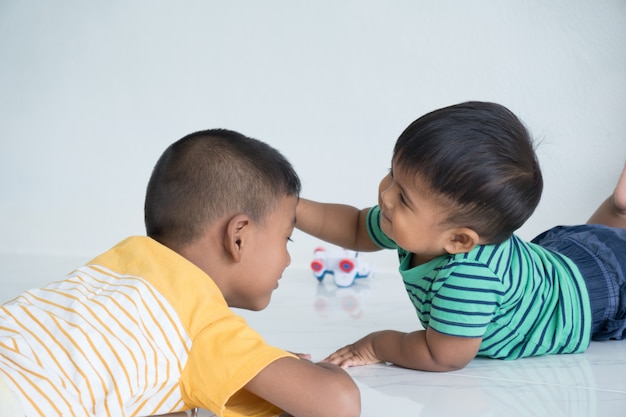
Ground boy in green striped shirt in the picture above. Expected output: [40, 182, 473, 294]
[296, 101, 626, 371]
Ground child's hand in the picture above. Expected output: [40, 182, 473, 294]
[323, 333, 383, 368]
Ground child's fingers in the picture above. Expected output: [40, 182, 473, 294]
[323, 345, 352, 363]
[323, 344, 369, 368]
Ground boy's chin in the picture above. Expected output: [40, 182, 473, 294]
[245, 296, 272, 312]
[229, 292, 273, 311]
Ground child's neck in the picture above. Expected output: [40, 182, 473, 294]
[409, 253, 438, 268]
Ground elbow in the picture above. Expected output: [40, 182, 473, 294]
[333, 380, 361, 417]
[420, 330, 479, 372]
[436, 362, 468, 372]
[429, 354, 472, 372]
[322, 374, 360, 417]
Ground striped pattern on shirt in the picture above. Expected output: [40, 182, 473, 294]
[366, 205, 591, 359]
[0, 264, 191, 416]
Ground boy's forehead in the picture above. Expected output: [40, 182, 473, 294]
[271, 194, 298, 223]
[392, 165, 441, 203]
[391, 157, 412, 177]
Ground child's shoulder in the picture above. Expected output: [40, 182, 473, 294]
[463, 234, 519, 259]
[444, 236, 523, 277]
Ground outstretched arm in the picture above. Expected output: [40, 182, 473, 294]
[245, 357, 360, 417]
[296, 198, 381, 252]
[325, 328, 481, 372]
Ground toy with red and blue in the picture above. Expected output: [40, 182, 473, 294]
[310, 247, 371, 287]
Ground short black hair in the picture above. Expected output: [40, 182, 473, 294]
[145, 129, 301, 249]
[393, 101, 543, 243]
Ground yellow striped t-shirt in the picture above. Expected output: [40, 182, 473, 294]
[0, 236, 292, 417]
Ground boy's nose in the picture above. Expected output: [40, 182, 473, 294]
[378, 174, 393, 207]
[380, 188, 393, 210]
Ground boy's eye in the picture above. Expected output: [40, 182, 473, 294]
[287, 237, 294, 242]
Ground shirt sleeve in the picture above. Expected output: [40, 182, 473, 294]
[365, 206, 397, 249]
[180, 313, 296, 417]
[427, 260, 503, 338]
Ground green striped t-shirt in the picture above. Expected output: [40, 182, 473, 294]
[366, 206, 592, 359]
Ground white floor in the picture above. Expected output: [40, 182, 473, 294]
[235, 268, 626, 417]
[2, 254, 626, 416]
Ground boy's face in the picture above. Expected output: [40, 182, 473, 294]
[378, 167, 454, 265]
[233, 195, 297, 311]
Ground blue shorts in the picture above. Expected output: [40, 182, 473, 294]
[532, 224, 626, 341]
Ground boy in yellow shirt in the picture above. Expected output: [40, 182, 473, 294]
[0, 129, 360, 417]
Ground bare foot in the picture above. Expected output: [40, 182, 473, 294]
[612, 162, 626, 214]
[588, 161, 626, 227]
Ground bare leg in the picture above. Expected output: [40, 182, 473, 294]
[587, 162, 626, 227]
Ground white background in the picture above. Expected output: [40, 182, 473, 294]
[1, 1, 625, 280]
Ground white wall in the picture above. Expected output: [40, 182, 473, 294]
[1, 1, 625, 279]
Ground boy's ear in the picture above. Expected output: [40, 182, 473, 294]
[444, 227, 480, 255]
[224, 214, 251, 262]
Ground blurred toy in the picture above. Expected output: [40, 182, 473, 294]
[310, 247, 371, 287]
